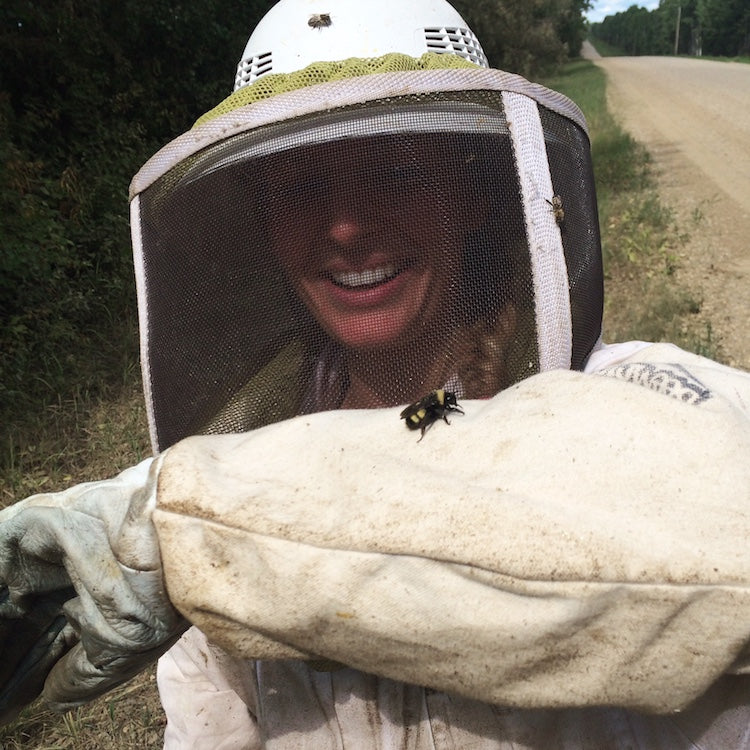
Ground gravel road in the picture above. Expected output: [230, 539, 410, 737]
[582, 44, 750, 369]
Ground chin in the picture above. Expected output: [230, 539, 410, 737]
[328, 316, 417, 350]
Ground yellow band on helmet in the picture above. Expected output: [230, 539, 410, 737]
[194, 52, 479, 127]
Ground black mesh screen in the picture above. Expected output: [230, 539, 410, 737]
[137, 90, 601, 451]
[539, 107, 604, 370]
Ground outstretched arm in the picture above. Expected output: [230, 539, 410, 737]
[2, 344, 750, 721]
[154, 347, 750, 713]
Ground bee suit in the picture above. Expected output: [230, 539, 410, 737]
[3, 0, 750, 747]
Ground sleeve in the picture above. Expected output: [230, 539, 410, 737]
[151, 345, 750, 714]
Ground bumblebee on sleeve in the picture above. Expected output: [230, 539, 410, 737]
[400, 389, 463, 441]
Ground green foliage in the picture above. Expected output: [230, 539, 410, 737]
[592, 4, 671, 54]
[698, 0, 750, 56]
[453, 0, 592, 75]
[0, 0, 276, 461]
[591, 0, 749, 56]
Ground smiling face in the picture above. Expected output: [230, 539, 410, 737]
[265, 136, 482, 351]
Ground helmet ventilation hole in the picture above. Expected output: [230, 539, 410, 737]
[235, 51, 273, 89]
[424, 27, 488, 67]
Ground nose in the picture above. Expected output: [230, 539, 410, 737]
[325, 176, 379, 247]
[327, 216, 364, 246]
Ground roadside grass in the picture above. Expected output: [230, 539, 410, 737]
[0, 670, 165, 749]
[2, 371, 150, 504]
[0, 59, 721, 748]
[588, 35, 750, 65]
[2, 306, 148, 504]
[0, 379, 159, 750]
[540, 59, 719, 359]
[586, 36, 626, 56]
[697, 55, 750, 64]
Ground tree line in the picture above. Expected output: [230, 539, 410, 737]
[0, 0, 588, 437]
[591, 0, 750, 56]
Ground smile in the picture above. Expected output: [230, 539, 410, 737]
[330, 265, 398, 289]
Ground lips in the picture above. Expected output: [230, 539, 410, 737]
[317, 264, 413, 310]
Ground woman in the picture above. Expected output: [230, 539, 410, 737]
[3, 0, 750, 747]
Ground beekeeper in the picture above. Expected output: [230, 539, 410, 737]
[2, 0, 750, 747]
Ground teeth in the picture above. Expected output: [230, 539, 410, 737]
[332, 265, 396, 288]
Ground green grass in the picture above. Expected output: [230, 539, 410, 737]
[0, 671, 165, 750]
[695, 54, 750, 64]
[587, 35, 750, 64]
[585, 36, 627, 57]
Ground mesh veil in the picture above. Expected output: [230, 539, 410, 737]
[130, 70, 603, 452]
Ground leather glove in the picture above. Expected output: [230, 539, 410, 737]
[0, 457, 187, 724]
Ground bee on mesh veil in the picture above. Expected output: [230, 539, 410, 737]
[128, 0, 603, 454]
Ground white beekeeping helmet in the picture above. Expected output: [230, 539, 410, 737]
[234, 0, 489, 89]
[130, 0, 604, 453]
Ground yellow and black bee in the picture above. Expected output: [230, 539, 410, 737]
[400, 389, 463, 441]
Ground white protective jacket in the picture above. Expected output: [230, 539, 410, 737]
[150, 341, 750, 749]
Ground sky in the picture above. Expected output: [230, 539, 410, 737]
[586, 0, 660, 23]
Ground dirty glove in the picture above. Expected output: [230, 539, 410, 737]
[0, 457, 187, 724]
